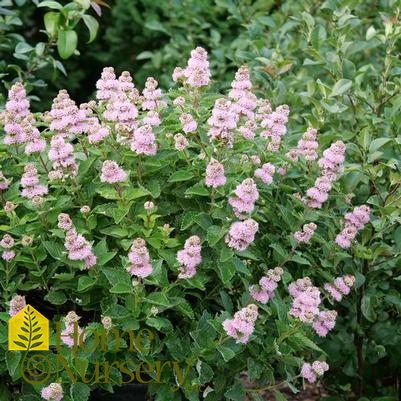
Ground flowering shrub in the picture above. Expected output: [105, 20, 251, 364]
[0, 47, 373, 401]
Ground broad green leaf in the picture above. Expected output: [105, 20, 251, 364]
[329, 79, 352, 97]
[124, 187, 149, 201]
[57, 29, 78, 59]
[207, 225, 225, 246]
[110, 283, 133, 294]
[369, 138, 392, 153]
[185, 184, 209, 197]
[168, 170, 194, 182]
[37, 0, 63, 9]
[6, 351, 22, 381]
[70, 382, 90, 401]
[217, 344, 236, 362]
[44, 11, 59, 37]
[77, 276, 95, 292]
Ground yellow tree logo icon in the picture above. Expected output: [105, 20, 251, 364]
[8, 305, 49, 351]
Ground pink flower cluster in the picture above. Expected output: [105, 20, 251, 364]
[103, 91, 138, 131]
[176, 235, 202, 279]
[127, 238, 153, 278]
[289, 277, 321, 323]
[41, 382, 64, 401]
[48, 135, 78, 180]
[131, 124, 157, 156]
[205, 158, 226, 188]
[335, 205, 370, 248]
[173, 47, 211, 87]
[0, 234, 16, 261]
[318, 140, 346, 178]
[3, 82, 30, 145]
[179, 113, 197, 133]
[100, 160, 127, 183]
[324, 275, 355, 302]
[254, 163, 275, 185]
[228, 65, 257, 119]
[260, 104, 290, 152]
[228, 178, 259, 214]
[225, 218, 259, 251]
[222, 304, 259, 344]
[142, 77, 166, 110]
[20, 163, 48, 200]
[249, 267, 284, 304]
[46, 90, 86, 137]
[96, 67, 120, 101]
[301, 361, 329, 383]
[60, 311, 85, 348]
[58, 213, 96, 269]
[238, 120, 257, 140]
[207, 98, 238, 147]
[296, 127, 319, 161]
[174, 134, 189, 151]
[82, 103, 110, 143]
[9, 294, 26, 316]
[0, 171, 10, 190]
[312, 310, 337, 337]
[293, 222, 317, 244]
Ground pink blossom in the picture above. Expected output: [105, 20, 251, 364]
[41, 383, 64, 401]
[100, 160, 127, 183]
[47, 90, 87, 137]
[48, 135, 77, 179]
[238, 120, 257, 140]
[335, 205, 370, 248]
[205, 158, 226, 188]
[179, 113, 197, 133]
[260, 104, 289, 152]
[207, 98, 238, 147]
[142, 77, 166, 110]
[20, 163, 48, 199]
[127, 238, 153, 278]
[0, 171, 10, 190]
[3, 82, 30, 145]
[293, 222, 317, 244]
[312, 310, 337, 337]
[2, 250, 15, 261]
[222, 304, 258, 344]
[297, 127, 319, 161]
[324, 275, 355, 302]
[118, 71, 139, 100]
[57, 213, 73, 231]
[254, 163, 275, 185]
[131, 124, 157, 156]
[96, 67, 119, 101]
[317, 140, 346, 177]
[289, 277, 321, 323]
[301, 361, 329, 383]
[176, 235, 202, 279]
[177, 47, 211, 87]
[9, 294, 26, 316]
[225, 219, 259, 251]
[249, 267, 283, 304]
[103, 92, 138, 132]
[228, 178, 259, 214]
[174, 134, 189, 151]
[143, 110, 161, 126]
[228, 66, 257, 119]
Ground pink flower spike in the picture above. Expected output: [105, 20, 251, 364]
[100, 160, 127, 183]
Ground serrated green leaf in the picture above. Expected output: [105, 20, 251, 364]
[168, 170, 194, 182]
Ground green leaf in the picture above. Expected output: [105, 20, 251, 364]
[45, 290, 67, 305]
[185, 184, 209, 197]
[329, 79, 352, 97]
[168, 170, 194, 182]
[42, 240, 65, 260]
[110, 283, 133, 294]
[102, 267, 131, 286]
[207, 225, 226, 246]
[57, 29, 78, 59]
[37, 0, 63, 9]
[361, 295, 377, 322]
[369, 138, 392, 153]
[217, 344, 236, 362]
[96, 186, 119, 200]
[273, 390, 288, 401]
[290, 333, 324, 353]
[77, 276, 96, 292]
[6, 351, 22, 381]
[144, 20, 168, 34]
[220, 247, 234, 262]
[82, 15, 98, 42]
[44, 11, 59, 37]
[146, 292, 172, 308]
[70, 382, 90, 401]
[124, 187, 149, 201]
[217, 261, 236, 284]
